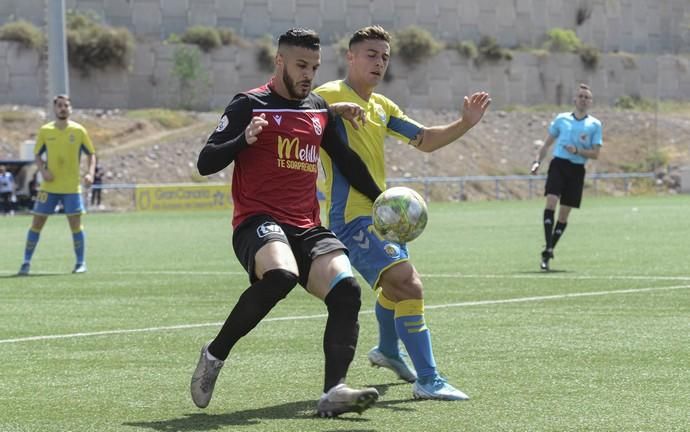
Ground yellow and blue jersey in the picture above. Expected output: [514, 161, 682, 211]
[34, 120, 95, 194]
[314, 80, 423, 226]
[549, 112, 603, 164]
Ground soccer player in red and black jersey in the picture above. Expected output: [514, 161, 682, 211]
[190, 28, 380, 417]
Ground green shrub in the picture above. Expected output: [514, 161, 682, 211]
[543, 28, 582, 52]
[217, 27, 241, 46]
[66, 11, 134, 73]
[256, 35, 276, 73]
[393, 26, 442, 65]
[0, 20, 45, 50]
[172, 45, 209, 110]
[477, 36, 512, 62]
[578, 44, 600, 69]
[614, 95, 655, 110]
[180, 26, 221, 52]
[449, 40, 478, 59]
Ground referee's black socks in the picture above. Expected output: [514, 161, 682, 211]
[552, 221, 568, 249]
[543, 209, 555, 250]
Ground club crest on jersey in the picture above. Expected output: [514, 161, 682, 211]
[69, 133, 75, 143]
[257, 222, 284, 238]
[383, 243, 401, 258]
[216, 115, 229, 132]
[273, 114, 282, 125]
[312, 116, 322, 136]
[579, 133, 588, 144]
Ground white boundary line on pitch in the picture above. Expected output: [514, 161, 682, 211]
[3, 269, 690, 282]
[110, 271, 690, 281]
[1, 283, 689, 345]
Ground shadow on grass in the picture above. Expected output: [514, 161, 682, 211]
[517, 269, 570, 274]
[124, 383, 417, 431]
[0, 273, 64, 278]
[124, 399, 372, 431]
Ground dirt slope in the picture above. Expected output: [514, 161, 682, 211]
[2, 106, 689, 200]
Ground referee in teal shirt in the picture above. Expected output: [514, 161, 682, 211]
[530, 84, 603, 271]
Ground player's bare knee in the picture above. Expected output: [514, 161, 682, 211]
[382, 265, 424, 300]
[397, 276, 424, 299]
[31, 215, 47, 231]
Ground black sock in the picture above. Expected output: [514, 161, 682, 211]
[551, 221, 568, 249]
[208, 269, 298, 360]
[543, 209, 555, 250]
[323, 277, 361, 393]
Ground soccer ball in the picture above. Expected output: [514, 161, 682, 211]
[372, 186, 428, 244]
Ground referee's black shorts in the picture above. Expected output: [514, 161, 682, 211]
[544, 157, 586, 208]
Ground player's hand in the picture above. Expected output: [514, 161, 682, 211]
[461, 91, 491, 128]
[331, 102, 367, 130]
[564, 144, 577, 154]
[83, 173, 94, 186]
[245, 113, 268, 144]
[42, 169, 54, 182]
[530, 161, 540, 175]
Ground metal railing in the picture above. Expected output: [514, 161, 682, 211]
[79, 172, 657, 210]
[387, 172, 656, 201]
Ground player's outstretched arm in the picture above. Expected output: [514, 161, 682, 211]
[197, 95, 255, 176]
[329, 102, 367, 130]
[413, 91, 491, 153]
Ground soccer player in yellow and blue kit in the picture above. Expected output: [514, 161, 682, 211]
[315, 26, 491, 401]
[18, 95, 96, 275]
[531, 84, 602, 271]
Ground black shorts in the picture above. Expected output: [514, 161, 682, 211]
[544, 157, 586, 208]
[232, 214, 348, 286]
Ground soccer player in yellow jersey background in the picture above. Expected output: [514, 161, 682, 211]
[315, 26, 490, 401]
[18, 95, 96, 275]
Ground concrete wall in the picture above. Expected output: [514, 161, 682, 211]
[1, 0, 689, 54]
[2, 40, 688, 110]
[0, 42, 46, 106]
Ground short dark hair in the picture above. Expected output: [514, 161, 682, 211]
[278, 28, 320, 50]
[349, 25, 391, 48]
[53, 94, 71, 104]
[578, 83, 591, 91]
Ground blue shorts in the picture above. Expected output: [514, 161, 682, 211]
[33, 192, 86, 215]
[331, 216, 409, 289]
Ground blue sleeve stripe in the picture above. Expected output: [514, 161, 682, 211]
[387, 116, 421, 140]
[37, 144, 46, 155]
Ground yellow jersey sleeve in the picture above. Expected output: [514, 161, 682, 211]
[79, 124, 96, 155]
[34, 128, 47, 156]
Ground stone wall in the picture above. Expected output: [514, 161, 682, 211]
[1, 0, 689, 54]
[1, 40, 689, 110]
